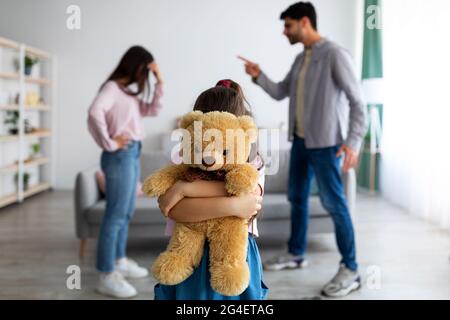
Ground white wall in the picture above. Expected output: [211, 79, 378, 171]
[380, 0, 450, 230]
[0, 0, 360, 189]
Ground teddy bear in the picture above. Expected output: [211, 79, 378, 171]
[142, 110, 259, 296]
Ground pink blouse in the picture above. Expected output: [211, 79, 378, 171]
[164, 156, 265, 237]
[88, 81, 163, 151]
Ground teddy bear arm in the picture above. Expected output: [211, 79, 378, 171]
[142, 164, 189, 197]
[224, 163, 259, 196]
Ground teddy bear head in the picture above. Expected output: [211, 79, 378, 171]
[178, 110, 257, 171]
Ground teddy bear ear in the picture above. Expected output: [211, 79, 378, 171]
[179, 111, 203, 129]
[238, 115, 256, 130]
[238, 115, 257, 143]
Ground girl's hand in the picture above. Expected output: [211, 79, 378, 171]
[148, 62, 163, 84]
[233, 193, 262, 220]
[157, 180, 186, 217]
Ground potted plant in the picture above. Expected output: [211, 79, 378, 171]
[14, 172, 31, 191]
[24, 55, 39, 76]
[4, 111, 33, 134]
[30, 143, 41, 159]
[4, 111, 19, 135]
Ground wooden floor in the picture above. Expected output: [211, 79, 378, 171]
[0, 190, 449, 300]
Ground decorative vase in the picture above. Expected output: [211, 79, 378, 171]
[25, 65, 32, 76]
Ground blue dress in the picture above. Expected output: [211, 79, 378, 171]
[154, 233, 269, 300]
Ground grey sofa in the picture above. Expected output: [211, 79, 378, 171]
[74, 149, 355, 257]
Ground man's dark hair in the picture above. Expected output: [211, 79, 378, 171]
[280, 2, 317, 30]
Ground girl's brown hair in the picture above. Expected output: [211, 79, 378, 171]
[193, 79, 252, 117]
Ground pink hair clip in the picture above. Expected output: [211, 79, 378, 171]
[216, 79, 232, 88]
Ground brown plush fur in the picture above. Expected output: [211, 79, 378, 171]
[142, 111, 258, 296]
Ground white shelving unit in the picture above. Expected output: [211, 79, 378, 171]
[0, 36, 55, 208]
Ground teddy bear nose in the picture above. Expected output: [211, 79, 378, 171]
[202, 156, 216, 167]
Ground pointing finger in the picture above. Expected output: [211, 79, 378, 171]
[237, 55, 254, 65]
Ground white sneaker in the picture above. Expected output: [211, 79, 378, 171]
[97, 271, 137, 299]
[115, 257, 149, 279]
[263, 253, 308, 271]
[321, 264, 361, 298]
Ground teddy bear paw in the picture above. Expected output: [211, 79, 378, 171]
[210, 262, 250, 296]
[151, 253, 195, 285]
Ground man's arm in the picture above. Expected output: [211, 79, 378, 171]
[254, 70, 293, 101]
[331, 47, 368, 152]
[239, 55, 295, 101]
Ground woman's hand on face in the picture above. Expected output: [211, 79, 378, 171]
[157, 180, 186, 217]
[234, 193, 262, 220]
[148, 62, 163, 84]
[113, 134, 129, 150]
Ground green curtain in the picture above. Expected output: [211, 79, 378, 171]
[358, 0, 383, 192]
[362, 0, 383, 79]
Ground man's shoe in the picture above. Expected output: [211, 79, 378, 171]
[321, 264, 361, 298]
[263, 253, 308, 271]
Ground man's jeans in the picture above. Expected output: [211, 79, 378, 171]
[96, 141, 141, 273]
[287, 136, 357, 271]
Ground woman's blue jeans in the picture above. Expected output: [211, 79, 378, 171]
[96, 141, 141, 273]
[288, 136, 357, 271]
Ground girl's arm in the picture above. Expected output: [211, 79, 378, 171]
[182, 180, 229, 197]
[168, 194, 262, 223]
[157, 180, 260, 216]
